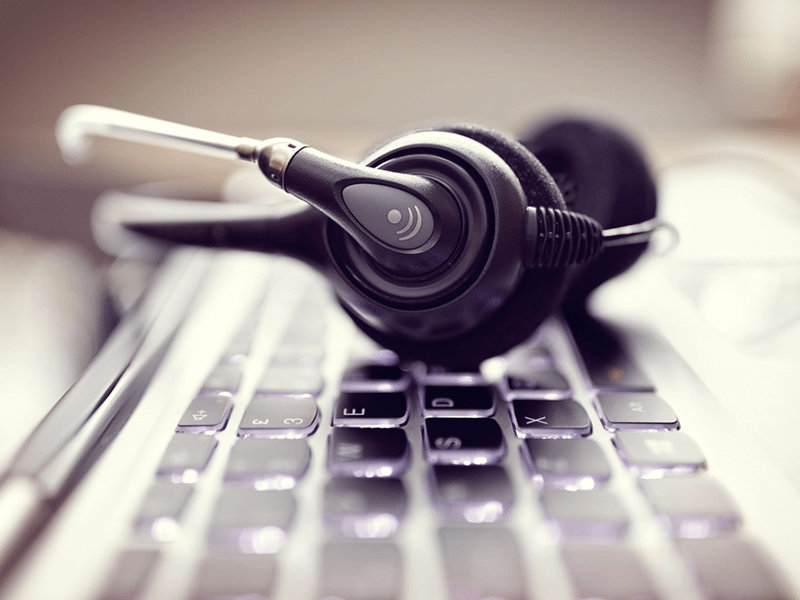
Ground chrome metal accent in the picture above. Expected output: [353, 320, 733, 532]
[255, 139, 307, 190]
[602, 217, 676, 247]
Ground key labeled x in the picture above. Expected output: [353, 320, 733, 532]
[511, 399, 592, 438]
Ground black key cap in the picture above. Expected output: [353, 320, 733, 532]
[96, 549, 160, 600]
[422, 385, 496, 417]
[177, 395, 233, 433]
[134, 483, 192, 542]
[614, 431, 707, 477]
[505, 344, 556, 372]
[201, 364, 244, 395]
[319, 542, 402, 600]
[340, 363, 411, 393]
[327, 428, 410, 478]
[323, 477, 408, 539]
[439, 526, 527, 600]
[540, 489, 629, 543]
[640, 476, 741, 538]
[220, 323, 257, 365]
[333, 391, 409, 427]
[679, 538, 794, 600]
[270, 340, 325, 367]
[562, 545, 662, 600]
[566, 310, 656, 392]
[507, 368, 571, 397]
[224, 438, 311, 490]
[256, 365, 323, 398]
[595, 392, 679, 431]
[238, 396, 319, 438]
[509, 399, 592, 438]
[504, 343, 572, 400]
[420, 367, 487, 387]
[522, 438, 612, 490]
[431, 465, 514, 523]
[423, 418, 506, 466]
[192, 553, 276, 600]
[156, 434, 217, 483]
[208, 489, 295, 554]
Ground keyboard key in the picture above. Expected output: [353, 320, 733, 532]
[191, 553, 276, 600]
[156, 434, 217, 483]
[270, 340, 325, 367]
[134, 482, 192, 542]
[522, 438, 612, 490]
[423, 418, 506, 466]
[566, 310, 656, 392]
[340, 363, 411, 393]
[540, 489, 629, 543]
[318, 542, 402, 600]
[509, 399, 592, 438]
[176, 395, 233, 433]
[96, 549, 160, 600]
[238, 396, 319, 438]
[562, 545, 661, 600]
[224, 438, 310, 490]
[421, 385, 496, 417]
[505, 344, 556, 372]
[323, 477, 408, 539]
[594, 392, 679, 431]
[504, 344, 572, 400]
[420, 368, 487, 386]
[614, 431, 707, 478]
[640, 476, 741, 538]
[327, 428, 411, 478]
[507, 368, 572, 398]
[208, 489, 295, 554]
[256, 365, 323, 398]
[439, 526, 527, 600]
[333, 391, 410, 427]
[679, 538, 794, 600]
[220, 329, 257, 366]
[431, 465, 514, 523]
[201, 364, 244, 395]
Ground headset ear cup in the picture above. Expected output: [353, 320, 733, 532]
[341, 123, 572, 369]
[518, 117, 658, 310]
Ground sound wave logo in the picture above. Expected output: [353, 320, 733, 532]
[387, 206, 424, 241]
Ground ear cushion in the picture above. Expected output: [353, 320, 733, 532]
[518, 117, 658, 311]
[344, 124, 573, 369]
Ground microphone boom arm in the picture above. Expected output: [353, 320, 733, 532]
[56, 104, 262, 165]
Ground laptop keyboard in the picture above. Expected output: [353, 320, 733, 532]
[89, 258, 794, 600]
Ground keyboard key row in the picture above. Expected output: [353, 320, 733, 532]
[101, 535, 793, 600]
[157, 425, 712, 492]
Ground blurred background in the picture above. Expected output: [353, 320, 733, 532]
[1, 0, 799, 463]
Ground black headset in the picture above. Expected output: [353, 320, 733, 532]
[57, 106, 659, 368]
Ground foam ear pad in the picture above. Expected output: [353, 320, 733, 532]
[518, 117, 658, 311]
[345, 123, 573, 369]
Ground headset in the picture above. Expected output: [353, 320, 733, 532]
[57, 105, 661, 368]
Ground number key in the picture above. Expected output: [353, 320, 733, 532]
[238, 396, 319, 438]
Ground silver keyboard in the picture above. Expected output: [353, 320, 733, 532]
[1, 248, 797, 600]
